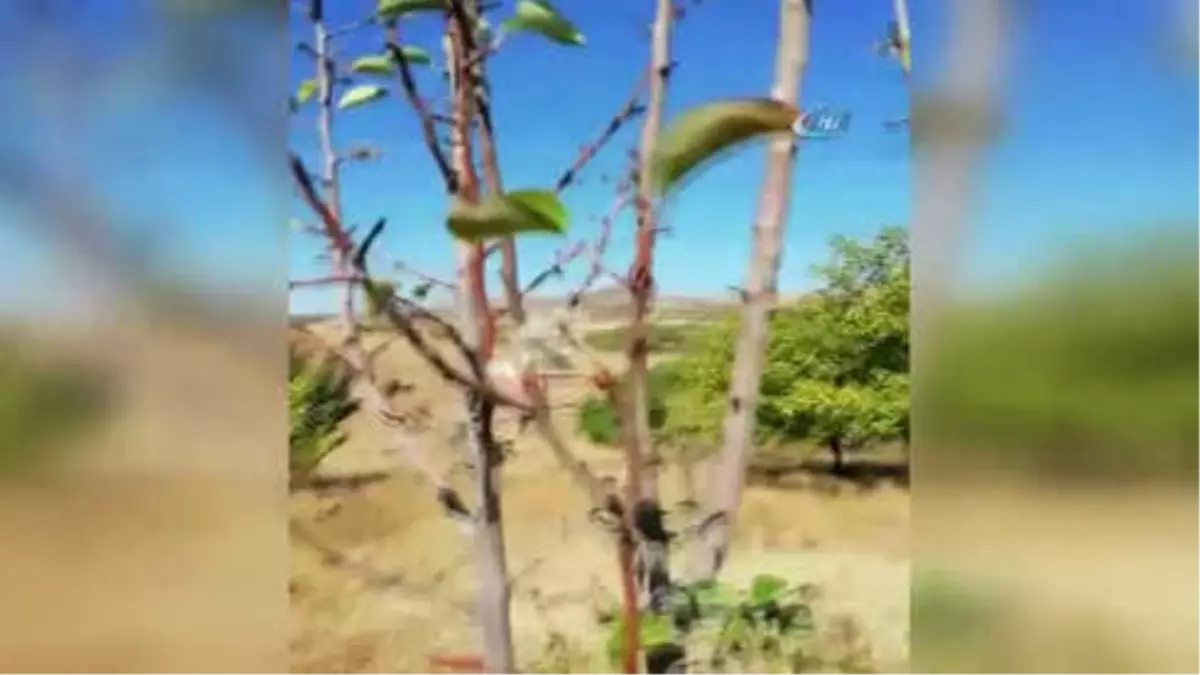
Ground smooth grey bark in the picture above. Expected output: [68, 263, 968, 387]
[627, 0, 675, 504]
[464, 391, 514, 673]
[446, 17, 516, 671]
[690, 0, 811, 583]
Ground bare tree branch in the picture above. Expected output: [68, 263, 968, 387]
[554, 71, 650, 193]
[385, 25, 459, 192]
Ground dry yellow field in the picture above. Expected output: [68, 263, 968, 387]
[289, 326, 910, 673]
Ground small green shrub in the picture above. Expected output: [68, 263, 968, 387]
[597, 574, 875, 673]
[289, 349, 359, 484]
[577, 365, 674, 446]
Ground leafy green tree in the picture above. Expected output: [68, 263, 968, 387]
[289, 350, 359, 484]
[578, 367, 678, 447]
[922, 229, 1196, 480]
[668, 227, 910, 471]
[760, 227, 909, 469]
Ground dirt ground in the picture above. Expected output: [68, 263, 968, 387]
[289, 329, 910, 673]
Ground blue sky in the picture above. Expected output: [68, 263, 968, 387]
[0, 1, 1193, 318]
[287, 0, 1197, 315]
[289, 0, 914, 313]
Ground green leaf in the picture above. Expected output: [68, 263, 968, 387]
[651, 98, 800, 194]
[364, 279, 396, 316]
[693, 580, 739, 613]
[377, 0, 447, 19]
[507, 189, 568, 230]
[446, 189, 568, 241]
[349, 54, 395, 75]
[295, 78, 318, 104]
[476, 15, 494, 41]
[605, 619, 627, 669]
[750, 574, 788, 606]
[391, 45, 433, 67]
[338, 84, 388, 110]
[411, 281, 433, 300]
[502, 0, 586, 47]
[639, 613, 675, 648]
[604, 613, 675, 668]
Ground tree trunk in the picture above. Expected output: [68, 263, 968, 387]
[829, 436, 845, 474]
[627, 0, 674, 504]
[691, 0, 810, 583]
[311, 4, 355, 326]
[617, 533, 641, 674]
[623, 2, 680, 671]
[466, 391, 514, 673]
[447, 19, 515, 672]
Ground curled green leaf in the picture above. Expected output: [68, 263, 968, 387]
[502, 0, 586, 46]
[350, 54, 395, 75]
[392, 45, 433, 67]
[446, 189, 568, 241]
[338, 84, 388, 110]
[651, 97, 800, 194]
[295, 78, 318, 104]
[364, 279, 397, 316]
[749, 573, 788, 606]
[693, 580, 739, 612]
[377, 0, 447, 20]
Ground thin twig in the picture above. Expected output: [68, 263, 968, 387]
[290, 274, 365, 289]
[568, 184, 634, 306]
[386, 25, 458, 192]
[394, 260, 459, 292]
[554, 71, 650, 193]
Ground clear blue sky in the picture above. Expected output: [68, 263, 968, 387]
[0, 2, 1192, 317]
[289, 0, 915, 313]
[288, 0, 1197, 315]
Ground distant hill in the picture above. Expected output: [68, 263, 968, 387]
[289, 287, 813, 329]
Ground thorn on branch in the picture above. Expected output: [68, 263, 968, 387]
[289, 153, 353, 256]
[386, 33, 459, 192]
[553, 73, 649, 193]
[340, 144, 384, 163]
[354, 217, 387, 268]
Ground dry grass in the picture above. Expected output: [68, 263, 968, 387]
[289, 323, 910, 673]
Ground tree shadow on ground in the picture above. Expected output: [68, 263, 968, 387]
[747, 457, 909, 494]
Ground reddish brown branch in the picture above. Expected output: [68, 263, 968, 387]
[568, 179, 633, 306]
[289, 153, 524, 409]
[554, 71, 650, 194]
[518, 241, 587, 297]
[386, 26, 458, 193]
[289, 154, 353, 256]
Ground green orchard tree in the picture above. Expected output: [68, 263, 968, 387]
[662, 227, 910, 471]
[761, 227, 910, 470]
